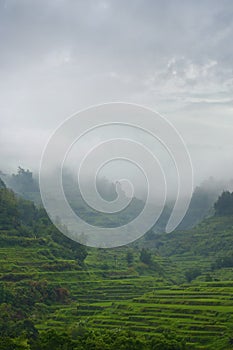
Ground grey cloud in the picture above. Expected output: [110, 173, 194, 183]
[0, 0, 233, 186]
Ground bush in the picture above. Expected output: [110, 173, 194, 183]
[185, 267, 201, 282]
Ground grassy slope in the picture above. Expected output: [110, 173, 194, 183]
[1, 214, 233, 349]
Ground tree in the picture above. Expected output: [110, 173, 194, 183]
[139, 248, 152, 266]
[0, 177, 6, 189]
[126, 251, 134, 266]
[0, 186, 19, 229]
[185, 267, 201, 282]
[7, 167, 39, 198]
[214, 191, 233, 216]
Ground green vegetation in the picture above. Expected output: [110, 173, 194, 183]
[214, 191, 233, 216]
[1, 176, 233, 349]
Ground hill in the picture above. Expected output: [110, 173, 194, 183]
[0, 178, 233, 349]
[4, 167, 232, 231]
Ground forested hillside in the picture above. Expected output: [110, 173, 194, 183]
[0, 179, 185, 349]
[1, 178, 233, 349]
[3, 167, 232, 232]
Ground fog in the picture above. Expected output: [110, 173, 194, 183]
[1, 0, 233, 192]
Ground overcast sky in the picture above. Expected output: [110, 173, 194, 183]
[1, 0, 233, 186]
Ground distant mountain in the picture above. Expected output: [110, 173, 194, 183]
[4, 167, 233, 235]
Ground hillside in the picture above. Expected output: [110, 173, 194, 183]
[3, 168, 230, 231]
[0, 179, 233, 349]
[146, 214, 233, 282]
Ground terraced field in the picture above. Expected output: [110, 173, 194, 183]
[1, 245, 233, 349]
[44, 280, 233, 349]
